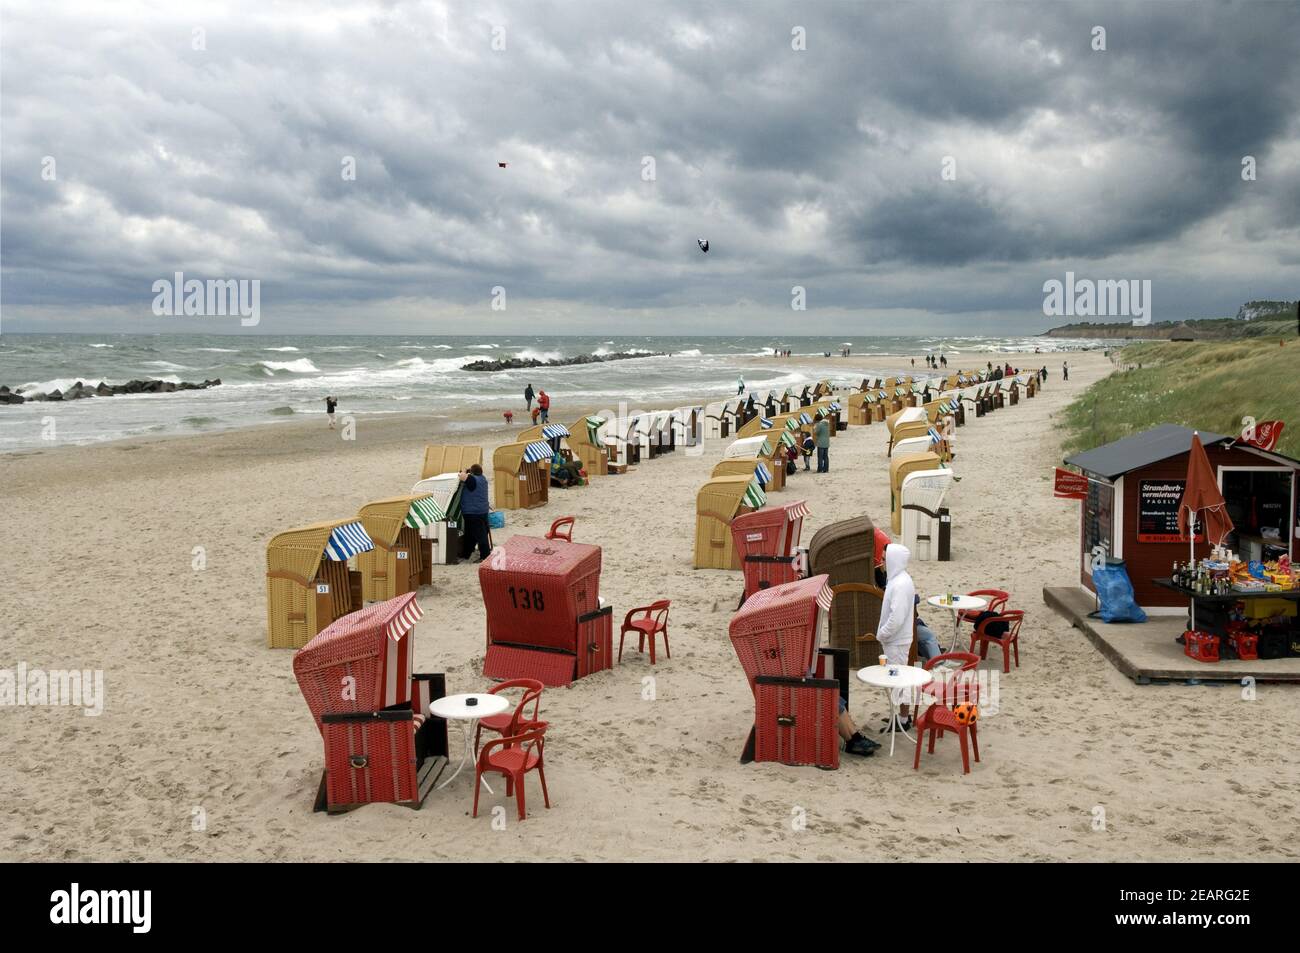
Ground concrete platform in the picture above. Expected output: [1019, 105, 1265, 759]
[1043, 586, 1300, 684]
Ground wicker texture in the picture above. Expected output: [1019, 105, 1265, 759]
[321, 715, 418, 809]
[754, 678, 840, 769]
[483, 643, 577, 687]
[266, 519, 364, 649]
[356, 496, 432, 602]
[808, 515, 876, 587]
[294, 593, 420, 724]
[694, 475, 756, 569]
[421, 444, 482, 480]
[729, 575, 830, 691]
[889, 452, 942, 533]
[479, 535, 602, 652]
[567, 415, 609, 476]
[493, 442, 550, 510]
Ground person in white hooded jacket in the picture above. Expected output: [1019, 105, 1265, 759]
[875, 542, 917, 728]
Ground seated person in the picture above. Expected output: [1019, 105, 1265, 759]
[914, 595, 941, 661]
[550, 453, 582, 488]
[835, 692, 879, 757]
[785, 442, 799, 475]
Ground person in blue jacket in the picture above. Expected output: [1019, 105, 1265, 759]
[457, 464, 492, 562]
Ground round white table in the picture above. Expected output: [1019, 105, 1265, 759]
[856, 665, 934, 756]
[429, 693, 511, 792]
[925, 594, 987, 653]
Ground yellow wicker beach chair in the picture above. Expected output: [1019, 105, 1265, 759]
[568, 415, 611, 476]
[694, 475, 767, 569]
[355, 494, 441, 602]
[493, 440, 551, 510]
[266, 519, 375, 649]
[421, 445, 482, 480]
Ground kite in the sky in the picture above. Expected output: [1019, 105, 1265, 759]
[697, 239, 709, 253]
[498, 162, 508, 168]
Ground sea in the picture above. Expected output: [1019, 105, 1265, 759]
[0, 333, 1099, 452]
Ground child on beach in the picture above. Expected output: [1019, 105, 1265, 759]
[503, 410, 514, 425]
[800, 433, 815, 470]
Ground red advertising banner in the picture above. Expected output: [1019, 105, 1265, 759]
[1053, 468, 1088, 500]
[1243, 420, 1284, 452]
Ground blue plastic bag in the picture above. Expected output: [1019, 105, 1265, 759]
[1093, 561, 1147, 623]
[488, 511, 506, 530]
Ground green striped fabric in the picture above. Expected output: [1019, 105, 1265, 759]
[405, 496, 444, 527]
[779, 430, 796, 448]
[585, 415, 606, 444]
[744, 480, 767, 509]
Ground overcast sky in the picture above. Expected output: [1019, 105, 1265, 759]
[2, 0, 1298, 335]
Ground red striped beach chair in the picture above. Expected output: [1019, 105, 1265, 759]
[293, 592, 449, 813]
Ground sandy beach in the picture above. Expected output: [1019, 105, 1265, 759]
[3, 349, 1296, 862]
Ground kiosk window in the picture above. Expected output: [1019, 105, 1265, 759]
[1222, 469, 1293, 557]
[1082, 479, 1114, 575]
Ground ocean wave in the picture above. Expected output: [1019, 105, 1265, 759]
[468, 343, 498, 349]
[266, 406, 295, 416]
[675, 348, 703, 357]
[144, 360, 190, 370]
[89, 343, 114, 348]
[513, 348, 564, 362]
[196, 347, 239, 353]
[181, 415, 220, 428]
[259, 359, 320, 374]
[264, 346, 300, 352]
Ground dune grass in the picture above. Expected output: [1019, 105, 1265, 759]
[1062, 334, 1300, 459]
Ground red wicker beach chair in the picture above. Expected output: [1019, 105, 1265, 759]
[479, 536, 613, 686]
[730, 500, 810, 605]
[293, 592, 449, 813]
[729, 575, 846, 769]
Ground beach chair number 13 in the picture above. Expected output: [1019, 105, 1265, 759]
[507, 587, 546, 611]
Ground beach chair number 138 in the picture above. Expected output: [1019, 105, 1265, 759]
[507, 587, 546, 611]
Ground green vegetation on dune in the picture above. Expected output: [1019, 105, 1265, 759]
[1062, 336, 1300, 459]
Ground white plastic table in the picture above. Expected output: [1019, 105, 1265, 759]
[856, 665, 934, 756]
[429, 693, 511, 792]
[925, 594, 988, 653]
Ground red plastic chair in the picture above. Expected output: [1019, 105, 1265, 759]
[473, 721, 551, 821]
[969, 609, 1023, 674]
[545, 517, 575, 542]
[913, 703, 980, 774]
[922, 652, 980, 707]
[957, 589, 1009, 627]
[619, 600, 671, 664]
[474, 678, 543, 755]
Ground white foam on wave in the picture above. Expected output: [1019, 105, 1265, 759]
[264, 346, 300, 352]
[259, 359, 320, 374]
[144, 360, 190, 370]
[675, 348, 702, 357]
[513, 348, 564, 362]
[196, 347, 239, 353]
[89, 343, 114, 348]
[468, 343, 498, 349]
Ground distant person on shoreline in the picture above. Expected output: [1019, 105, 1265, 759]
[1063, 361, 1069, 381]
[324, 395, 337, 430]
[524, 383, 535, 411]
[737, 375, 745, 395]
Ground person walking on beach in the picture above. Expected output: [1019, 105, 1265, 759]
[1063, 360, 1069, 381]
[537, 389, 551, 424]
[814, 415, 831, 473]
[736, 375, 745, 395]
[324, 395, 338, 430]
[457, 465, 492, 562]
[524, 383, 535, 412]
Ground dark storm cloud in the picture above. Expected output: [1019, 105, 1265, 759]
[1, 0, 1298, 333]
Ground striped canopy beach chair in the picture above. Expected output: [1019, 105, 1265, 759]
[694, 475, 767, 569]
[411, 473, 464, 565]
[493, 441, 552, 510]
[266, 519, 375, 649]
[356, 494, 440, 601]
[294, 592, 449, 813]
[731, 499, 810, 604]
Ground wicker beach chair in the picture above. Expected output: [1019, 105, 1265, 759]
[266, 519, 374, 649]
[729, 575, 845, 769]
[356, 494, 440, 601]
[731, 500, 810, 604]
[493, 441, 551, 510]
[889, 452, 943, 534]
[421, 444, 482, 481]
[694, 475, 767, 569]
[293, 592, 449, 812]
[901, 469, 954, 561]
[479, 535, 612, 686]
